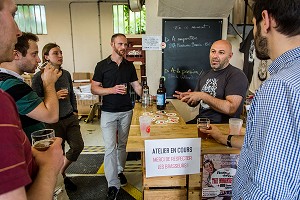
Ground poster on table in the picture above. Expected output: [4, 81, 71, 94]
[202, 154, 240, 199]
[144, 138, 201, 178]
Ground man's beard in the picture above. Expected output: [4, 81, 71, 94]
[254, 24, 270, 60]
[113, 47, 125, 57]
[210, 58, 229, 71]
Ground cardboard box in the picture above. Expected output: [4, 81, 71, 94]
[76, 93, 99, 115]
[73, 72, 92, 81]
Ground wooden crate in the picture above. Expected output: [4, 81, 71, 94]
[144, 189, 186, 200]
[188, 190, 201, 200]
[143, 173, 186, 188]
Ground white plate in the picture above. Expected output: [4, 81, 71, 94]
[166, 113, 177, 117]
[155, 120, 167, 125]
[168, 116, 179, 120]
[143, 112, 153, 116]
[166, 119, 179, 124]
[154, 115, 163, 119]
[156, 110, 166, 115]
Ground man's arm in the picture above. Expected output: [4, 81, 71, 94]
[0, 187, 27, 200]
[28, 66, 62, 123]
[0, 138, 63, 200]
[26, 138, 64, 200]
[200, 125, 244, 148]
[130, 80, 142, 97]
[91, 80, 126, 96]
[182, 92, 243, 115]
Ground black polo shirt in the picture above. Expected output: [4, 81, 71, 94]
[93, 56, 138, 112]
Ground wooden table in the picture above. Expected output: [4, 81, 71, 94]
[131, 102, 186, 126]
[127, 102, 244, 199]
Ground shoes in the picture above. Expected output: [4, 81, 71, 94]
[107, 186, 119, 200]
[118, 173, 127, 187]
[64, 177, 77, 191]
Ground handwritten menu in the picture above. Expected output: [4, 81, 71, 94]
[162, 19, 222, 98]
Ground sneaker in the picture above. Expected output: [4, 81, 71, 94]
[64, 177, 77, 191]
[107, 186, 119, 200]
[118, 173, 127, 187]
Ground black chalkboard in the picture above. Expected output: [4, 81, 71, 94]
[162, 19, 223, 98]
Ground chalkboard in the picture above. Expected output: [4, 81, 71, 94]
[162, 19, 223, 98]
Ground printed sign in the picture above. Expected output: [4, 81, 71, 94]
[144, 138, 201, 177]
[142, 35, 162, 50]
[202, 154, 239, 199]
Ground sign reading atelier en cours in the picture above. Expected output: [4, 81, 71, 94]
[144, 138, 201, 178]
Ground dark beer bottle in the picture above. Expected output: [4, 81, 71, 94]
[142, 76, 149, 95]
[156, 77, 166, 110]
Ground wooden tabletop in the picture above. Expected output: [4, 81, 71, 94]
[126, 124, 244, 154]
[127, 101, 244, 154]
[131, 102, 186, 126]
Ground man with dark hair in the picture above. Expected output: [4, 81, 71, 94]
[232, 0, 300, 199]
[0, 32, 62, 140]
[91, 33, 142, 200]
[0, 0, 64, 199]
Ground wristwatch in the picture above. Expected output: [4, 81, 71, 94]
[227, 135, 233, 148]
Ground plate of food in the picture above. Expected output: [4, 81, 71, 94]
[166, 113, 177, 117]
[143, 112, 153, 116]
[154, 115, 163, 119]
[168, 116, 179, 120]
[156, 110, 166, 115]
[166, 118, 179, 123]
[155, 120, 167, 125]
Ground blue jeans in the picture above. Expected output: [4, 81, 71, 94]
[100, 110, 133, 188]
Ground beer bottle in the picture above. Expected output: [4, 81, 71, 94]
[142, 76, 149, 95]
[141, 76, 150, 108]
[156, 77, 166, 110]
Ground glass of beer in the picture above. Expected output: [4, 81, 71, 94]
[31, 129, 55, 151]
[197, 118, 210, 139]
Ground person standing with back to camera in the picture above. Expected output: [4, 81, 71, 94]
[32, 43, 84, 192]
[91, 33, 142, 200]
[232, 0, 300, 199]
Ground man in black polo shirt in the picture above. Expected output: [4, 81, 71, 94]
[91, 33, 142, 200]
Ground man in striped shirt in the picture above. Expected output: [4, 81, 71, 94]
[232, 0, 300, 199]
[0, 0, 64, 199]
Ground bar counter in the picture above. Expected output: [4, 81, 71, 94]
[127, 102, 244, 199]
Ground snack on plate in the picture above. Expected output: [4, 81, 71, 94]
[155, 120, 167, 125]
[166, 113, 177, 117]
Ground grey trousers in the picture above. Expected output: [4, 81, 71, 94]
[100, 110, 133, 188]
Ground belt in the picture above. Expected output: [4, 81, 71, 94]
[59, 112, 73, 120]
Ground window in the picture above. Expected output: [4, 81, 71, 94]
[15, 4, 47, 35]
[113, 4, 146, 34]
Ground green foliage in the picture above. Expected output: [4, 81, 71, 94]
[113, 4, 146, 34]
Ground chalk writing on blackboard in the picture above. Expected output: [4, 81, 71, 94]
[164, 67, 205, 80]
[172, 24, 211, 30]
[162, 19, 223, 98]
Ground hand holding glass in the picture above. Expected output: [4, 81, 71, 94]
[197, 118, 210, 139]
[121, 83, 127, 95]
[31, 129, 55, 151]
